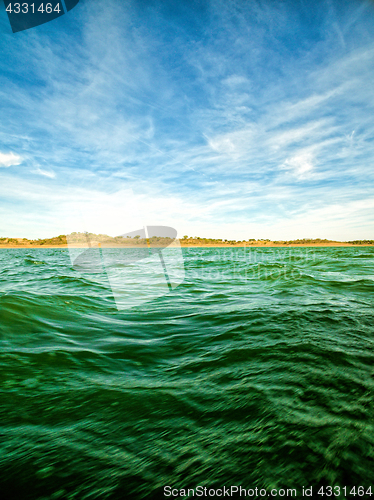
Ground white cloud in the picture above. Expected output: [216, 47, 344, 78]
[283, 152, 314, 177]
[33, 168, 56, 179]
[0, 152, 22, 168]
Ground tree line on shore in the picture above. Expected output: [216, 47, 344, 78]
[0, 233, 373, 246]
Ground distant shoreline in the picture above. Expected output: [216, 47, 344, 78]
[1, 233, 373, 249]
[1, 242, 373, 249]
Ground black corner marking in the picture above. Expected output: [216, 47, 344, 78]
[64, 0, 79, 12]
[3, 0, 79, 33]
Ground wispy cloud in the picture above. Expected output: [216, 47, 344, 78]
[32, 167, 56, 178]
[282, 152, 314, 178]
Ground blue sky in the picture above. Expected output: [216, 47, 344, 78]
[0, 0, 374, 240]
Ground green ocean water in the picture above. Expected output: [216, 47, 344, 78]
[0, 247, 374, 499]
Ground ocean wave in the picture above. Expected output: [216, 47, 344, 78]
[0, 248, 374, 498]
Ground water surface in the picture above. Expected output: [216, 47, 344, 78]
[0, 247, 373, 499]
